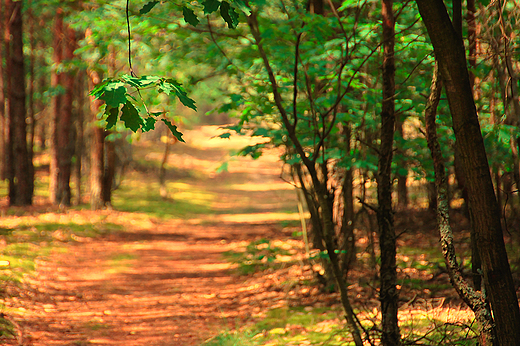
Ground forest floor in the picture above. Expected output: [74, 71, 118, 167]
[0, 125, 517, 346]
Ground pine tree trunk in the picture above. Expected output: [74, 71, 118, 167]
[7, 0, 33, 206]
[54, 25, 76, 206]
[49, 9, 63, 205]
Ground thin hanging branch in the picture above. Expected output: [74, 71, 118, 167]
[126, 0, 136, 76]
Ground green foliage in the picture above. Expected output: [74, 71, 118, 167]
[90, 75, 196, 142]
[139, 1, 160, 15]
[182, 6, 200, 26]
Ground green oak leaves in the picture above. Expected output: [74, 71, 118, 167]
[182, 0, 247, 28]
[90, 75, 195, 142]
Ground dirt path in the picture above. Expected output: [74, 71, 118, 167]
[3, 126, 305, 345]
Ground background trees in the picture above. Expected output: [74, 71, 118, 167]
[1, 0, 519, 344]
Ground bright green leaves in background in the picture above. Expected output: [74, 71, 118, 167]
[90, 75, 194, 142]
[87, 0, 251, 141]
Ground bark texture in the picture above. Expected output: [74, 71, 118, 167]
[7, 0, 33, 206]
[379, 1, 400, 345]
[425, 63, 495, 346]
[415, 1, 520, 344]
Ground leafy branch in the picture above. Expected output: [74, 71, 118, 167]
[89, 75, 195, 142]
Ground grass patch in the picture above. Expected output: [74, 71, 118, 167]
[112, 174, 217, 220]
[223, 238, 295, 275]
[204, 306, 478, 346]
[106, 253, 138, 274]
[400, 317, 478, 345]
[203, 306, 351, 346]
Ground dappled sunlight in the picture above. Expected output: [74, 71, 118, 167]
[212, 212, 305, 223]
[228, 182, 294, 192]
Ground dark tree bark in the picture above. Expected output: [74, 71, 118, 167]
[425, 63, 495, 346]
[102, 139, 115, 206]
[395, 119, 408, 209]
[7, 0, 33, 206]
[378, 1, 400, 345]
[340, 124, 356, 275]
[415, 1, 520, 344]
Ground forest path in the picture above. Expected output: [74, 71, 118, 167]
[5, 126, 302, 346]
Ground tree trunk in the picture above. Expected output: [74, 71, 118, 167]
[49, 9, 63, 205]
[27, 0, 35, 165]
[341, 123, 356, 275]
[395, 119, 408, 209]
[0, 0, 5, 181]
[159, 131, 171, 199]
[55, 25, 77, 207]
[102, 138, 115, 206]
[246, 10, 363, 345]
[7, 0, 33, 206]
[425, 62, 495, 346]
[88, 68, 105, 210]
[379, 0, 400, 345]
[415, 1, 520, 344]
[74, 72, 86, 206]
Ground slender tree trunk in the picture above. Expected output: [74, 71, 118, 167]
[247, 10, 363, 345]
[0, 0, 5, 181]
[341, 123, 356, 275]
[49, 9, 63, 205]
[159, 130, 171, 199]
[7, 0, 33, 206]
[379, 1, 400, 345]
[395, 119, 408, 209]
[425, 62, 495, 346]
[74, 72, 85, 206]
[415, 1, 520, 344]
[88, 68, 105, 210]
[102, 139, 115, 206]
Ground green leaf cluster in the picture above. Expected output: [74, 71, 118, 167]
[90, 75, 196, 142]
